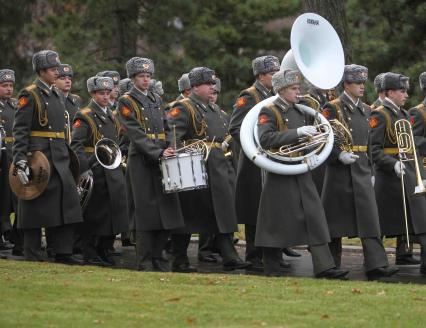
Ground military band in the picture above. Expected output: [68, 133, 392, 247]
[1, 45, 426, 282]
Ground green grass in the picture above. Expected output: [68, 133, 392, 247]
[1, 260, 426, 327]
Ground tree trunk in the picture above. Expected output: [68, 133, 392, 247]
[302, 0, 352, 62]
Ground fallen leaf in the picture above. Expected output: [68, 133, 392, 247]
[186, 316, 196, 325]
[93, 319, 104, 324]
[167, 297, 181, 302]
[324, 290, 334, 296]
[376, 290, 386, 296]
[352, 288, 361, 294]
[321, 314, 330, 319]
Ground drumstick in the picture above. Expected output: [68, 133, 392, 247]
[173, 124, 177, 150]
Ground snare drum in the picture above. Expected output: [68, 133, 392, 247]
[160, 151, 208, 193]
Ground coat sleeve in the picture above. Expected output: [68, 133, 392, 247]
[117, 97, 164, 162]
[368, 110, 397, 173]
[166, 103, 191, 149]
[257, 107, 299, 149]
[12, 90, 34, 164]
[409, 107, 426, 156]
[229, 94, 256, 145]
[70, 112, 92, 173]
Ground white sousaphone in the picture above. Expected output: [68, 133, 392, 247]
[240, 13, 345, 175]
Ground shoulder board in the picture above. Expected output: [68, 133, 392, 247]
[80, 107, 92, 115]
[329, 98, 341, 106]
[373, 105, 385, 112]
[25, 84, 37, 92]
[415, 103, 425, 111]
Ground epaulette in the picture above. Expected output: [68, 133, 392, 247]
[80, 107, 92, 115]
[25, 84, 37, 92]
[243, 86, 261, 104]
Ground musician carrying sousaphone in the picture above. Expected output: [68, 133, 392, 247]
[254, 69, 348, 279]
[369, 72, 426, 275]
[11, 50, 83, 263]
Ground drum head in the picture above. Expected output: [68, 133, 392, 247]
[9, 151, 50, 200]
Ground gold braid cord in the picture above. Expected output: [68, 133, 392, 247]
[376, 105, 397, 145]
[245, 86, 261, 104]
[80, 108, 102, 148]
[180, 99, 207, 137]
[123, 95, 146, 130]
[26, 85, 48, 127]
[266, 104, 287, 132]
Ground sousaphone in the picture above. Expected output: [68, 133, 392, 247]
[240, 13, 345, 175]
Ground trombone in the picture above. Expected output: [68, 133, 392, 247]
[394, 119, 426, 248]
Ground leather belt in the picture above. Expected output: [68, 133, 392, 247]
[384, 147, 414, 156]
[84, 147, 95, 153]
[30, 131, 65, 139]
[4, 136, 14, 143]
[147, 133, 166, 140]
[351, 145, 368, 152]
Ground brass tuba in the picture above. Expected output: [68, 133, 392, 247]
[240, 13, 344, 175]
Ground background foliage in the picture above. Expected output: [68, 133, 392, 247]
[0, 0, 424, 109]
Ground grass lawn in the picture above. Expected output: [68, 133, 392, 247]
[1, 260, 426, 327]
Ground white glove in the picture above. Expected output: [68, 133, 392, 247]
[297, 125, 317, 137]
[394, 162, 406, 178]
[221, 140, 229, 152]
[15, 160, 30, 185]
[81, 169, 93, 179]
[338, 151, 359, 165]
[371, 175, 375, 187]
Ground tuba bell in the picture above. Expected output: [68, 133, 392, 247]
[240, 13, 345, 175]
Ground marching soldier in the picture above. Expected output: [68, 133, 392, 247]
[0, 69, 23, 256]
[12, 50, 83, 263]
[117, 57, 184, 271]
[369, 72, 426, 275]
[321, 65, 398, 279]
[55, 64, 82, 123]
[119, 78, 133, 97]
[168, 67, 250, 272]
[410, 72, 426, 159]
[96, 71, 120, 110]
[255, 69, 348, 279]
[70, 76, 128, 266]
[177, 73, 191, 100]
[371, 73, 386, 109]
[228, 56, 283, 270]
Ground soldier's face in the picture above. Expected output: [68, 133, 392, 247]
[55, 76, 72, 93]
[345, 82, 364, 99]
[279, 85, 300, 104]
[110, 86, 119, 100]
[388, 89, 408, 107]
[92, 90, 111, 107]
[0, 82, 14, 98]
[259, 72, 275, 89]
[133, 73, 151, 91]
[193, 83, 215, 102]
[209, 92, 218, 104]
[40, 67, 59, 85]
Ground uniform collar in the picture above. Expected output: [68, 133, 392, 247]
[129, 86, 156, 104]
[274, 96, 296, 113]
[254, 80, 272, 98]
[189, 91, 209, 110]
[90, 99, 111, 123]
[383, 97, 400, 115]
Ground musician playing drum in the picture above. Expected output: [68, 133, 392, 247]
[167, 67, 250, 272]
[117, 57, 184, 272]
[71, 76, 128, 266]
[321, 64, 398, 280]
[369, 72, 426, 275]
[255, 69, 348, 279]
